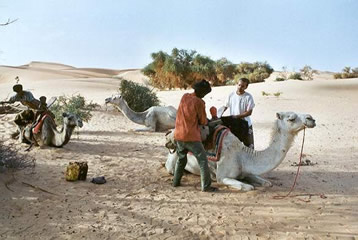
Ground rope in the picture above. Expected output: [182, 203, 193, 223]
[273, 127, 327, 202]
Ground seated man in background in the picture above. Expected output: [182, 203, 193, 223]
[1, 83, 41, 142]
[6, 84, 41, 110]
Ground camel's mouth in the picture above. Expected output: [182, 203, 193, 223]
[304, 117, 316, 128]
[78, 121, 84, 128]
[105, 98, 111, 104]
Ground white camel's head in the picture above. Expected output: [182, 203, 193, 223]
[105, 95, 124, 107]
[62, 112, 83, 128]
[276, 112, 316, 134]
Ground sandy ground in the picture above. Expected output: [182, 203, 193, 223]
[0, 62, 358, 239]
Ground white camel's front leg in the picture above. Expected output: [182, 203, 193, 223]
[245, 175, 273, 187]
[135, 127, 155, 132]
[143, 111, 157, 132]
[220, 178, 254, 191]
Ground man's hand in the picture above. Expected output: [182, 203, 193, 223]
[217, 106, 226, 118]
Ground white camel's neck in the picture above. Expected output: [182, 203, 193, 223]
[51, 121, 76, 147]
[242, 123, 297, 175]
[116, 100, 146, 125]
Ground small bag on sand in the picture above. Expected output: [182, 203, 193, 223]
[65, 162, 88, 181]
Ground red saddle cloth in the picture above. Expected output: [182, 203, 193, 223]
[205, 126, 230, 162]
[33, 113, 54, 134]
[189, 126, 230, 162]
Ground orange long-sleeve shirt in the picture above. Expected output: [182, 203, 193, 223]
[174, 93, 208, 142]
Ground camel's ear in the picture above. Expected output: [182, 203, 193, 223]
[276, 112, 282, 120]
[288, 113, 297, 121]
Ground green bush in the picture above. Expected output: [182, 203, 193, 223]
[273, 92, 282, 97]
[119, 79, 160, 112]
[234, 61, 273, 84]
[275, 77, 286, 82]
[51, 94, 97, 125]
[261, 91, 270, 96]
[333, 73, 342, 79]
[333, 66, 358, 79]
[288, 72, 302, 80]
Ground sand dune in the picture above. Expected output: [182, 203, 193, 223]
[0, 62, 149, 104]
[1, 62, 358, 239]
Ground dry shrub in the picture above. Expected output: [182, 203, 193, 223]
[0, 143, 35, 171]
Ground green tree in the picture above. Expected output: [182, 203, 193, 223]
[143, 51, 170, 89]
[142, 48, 272, 88]
[214, 58, 237, 85]
[342, 66, 352, 78]
[142, 48, 219, 89]
[235, 61, 273, 83]
[191, 54, 216, 85]
[343, 66, 351, 74]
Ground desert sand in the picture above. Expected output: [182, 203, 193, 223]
[1, 62, 357, 239]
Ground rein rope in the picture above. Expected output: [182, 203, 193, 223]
[273, 127, 326, 202]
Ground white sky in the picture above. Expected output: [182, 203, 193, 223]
[0, 0, 357, 71]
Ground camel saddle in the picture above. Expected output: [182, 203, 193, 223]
[185, 122, 230, 162]
[165, 119, 231, 162]
[202, 125, 230, 162]
[33, 113, 55, 134]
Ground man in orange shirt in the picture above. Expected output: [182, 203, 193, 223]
[173, 79, 217, 192]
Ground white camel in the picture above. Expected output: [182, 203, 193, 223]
[105, 95, 177, 132]
[23, 112, 83, 147]
[165, 112, 316, 191]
